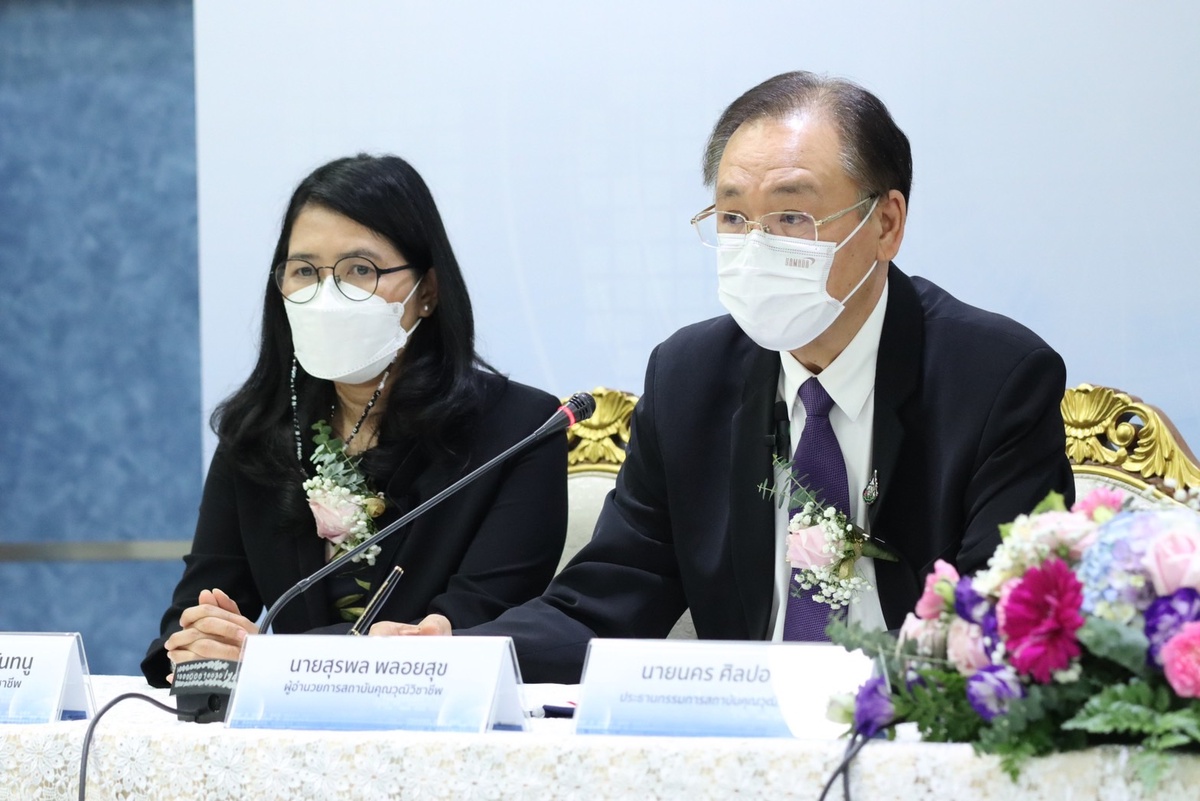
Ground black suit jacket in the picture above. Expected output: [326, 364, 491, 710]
[141, 372, 567, 687]
[468, 266, 1074, 683]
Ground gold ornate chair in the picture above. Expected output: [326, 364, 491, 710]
[562, 387, 696, 639]
[562, 387, 638, 574]
[1062, 383, 1200, 510]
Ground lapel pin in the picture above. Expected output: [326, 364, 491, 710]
[862, 470, 879, 505]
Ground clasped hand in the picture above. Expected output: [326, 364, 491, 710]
[164, 588, 257, 682]
[163, 597, 449, 683]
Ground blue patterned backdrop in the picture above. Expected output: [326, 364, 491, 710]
[0, 0, 200, 675]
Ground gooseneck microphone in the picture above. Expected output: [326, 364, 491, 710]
[258, 390, 596, 634]
[172, 392, 595, 722]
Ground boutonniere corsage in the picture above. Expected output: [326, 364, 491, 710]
[303, 420, 386, 565]
[759, 459, 898, 609]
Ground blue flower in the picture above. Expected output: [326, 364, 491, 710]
[1144, 588, 1200, 667]
[852, 675, 895, 738]
[965, 665, 1024, 722]
[1077, 511, 1170, 623]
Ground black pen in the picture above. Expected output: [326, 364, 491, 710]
[348, 565, 404, 635]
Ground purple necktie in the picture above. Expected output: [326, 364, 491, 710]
[782, 377, 850, 642]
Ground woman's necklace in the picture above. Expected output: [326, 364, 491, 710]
[291, 359, 390, 461]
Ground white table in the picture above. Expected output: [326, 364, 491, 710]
[1, 676, 1197, 800]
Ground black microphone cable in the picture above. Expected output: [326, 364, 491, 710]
[77, 692, 202, 801]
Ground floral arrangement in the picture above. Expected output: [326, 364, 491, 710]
[760, 460, 897, 610]
[303, 420, 386, 565]
[833, 486, 1200, 784]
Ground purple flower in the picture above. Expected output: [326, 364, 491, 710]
[954, 577, 989, 624]
[1144, 588, 1200, 667]
[965, 665, 1024, 722]
[852, 675, 895, 738]
[980, 607, 1001, 658]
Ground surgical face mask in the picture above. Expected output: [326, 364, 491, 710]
[285, 277, 423, 384]
[717, 197, 878, 352]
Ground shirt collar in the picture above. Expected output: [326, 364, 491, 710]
[778, 279, 889, 422]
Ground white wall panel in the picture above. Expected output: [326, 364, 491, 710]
[196, 1, 1200, 462]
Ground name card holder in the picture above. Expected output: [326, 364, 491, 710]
[0, 632, 95, 724]
[574, 639, 872, 738]
[226, 635, 525, 732]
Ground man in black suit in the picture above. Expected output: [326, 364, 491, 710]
[378, 71, 1074, 683]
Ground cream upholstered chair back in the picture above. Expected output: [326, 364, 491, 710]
[1062, 383, 1200, 510]
[560, 387, 696, 639]
[560, 387, 638, 574]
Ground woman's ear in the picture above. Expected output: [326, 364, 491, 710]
[418, 269, 439, 316]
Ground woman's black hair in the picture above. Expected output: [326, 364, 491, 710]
[212, 154, 486, 486]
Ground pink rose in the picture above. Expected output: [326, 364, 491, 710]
[1161, 621, 1200, 698]
[1026, 511, 1099, 561]
[1144, 528, 1200, 596]
[898, 612, 948, 659]
[787, 525, 836, 569]
[309, 494, 359, 544]
[946, 618, 990, 675]
[1067, 529, 1099, 561]
[915, 560, 960, 620]
[1071, 487, 1126, 522]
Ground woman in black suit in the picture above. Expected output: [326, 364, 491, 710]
[141, 154, 567, 687]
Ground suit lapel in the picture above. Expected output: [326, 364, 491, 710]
[868, 265, 922, 537]
[728, 345, 782, 640]
[374, 445, 445, 580]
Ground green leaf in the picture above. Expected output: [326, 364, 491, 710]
[1031, 491, 1067, 515]
[334, 593, 365, 609]
[1077, 617, 1151, 677]
[901, 671, 985, 743]
[1147, 732, 1194, 751]
[827, 620, 902, 661]
[339, 606, 365, 622]
[973, 681, 1094, 778]
[1063, 679, 1200, 746]
[1131, 750, 1173, 793]
[860, 540, 900, 562]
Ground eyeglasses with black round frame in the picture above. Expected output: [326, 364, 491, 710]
[273, 256, 414, 303]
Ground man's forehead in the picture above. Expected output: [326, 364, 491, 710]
[714, 113, 844, 198]
[716, 173, 821, 200]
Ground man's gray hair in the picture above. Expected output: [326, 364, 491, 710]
[701, 71, 912, 204]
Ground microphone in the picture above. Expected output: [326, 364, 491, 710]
[261, 390, 595, 633]
[772, 400, 790, 462]
[171, 391, 596, 722]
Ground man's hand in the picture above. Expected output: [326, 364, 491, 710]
[369, 613, 452, 637]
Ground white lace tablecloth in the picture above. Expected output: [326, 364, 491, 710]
[2, 676, 1198, 800]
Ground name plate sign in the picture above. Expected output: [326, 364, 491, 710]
[226, 635, 524, 732]
[575, 639, 872, 738]
[0, 632, 94, 723]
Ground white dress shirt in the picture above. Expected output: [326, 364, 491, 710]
[768, 281, 889, 640]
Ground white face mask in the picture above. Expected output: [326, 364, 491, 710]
[717, 197, 879, 352]
[285, 277, 423, 384]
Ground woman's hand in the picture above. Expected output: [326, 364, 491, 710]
[369, 613, 452, 637]
[166, 588, 258, 667]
